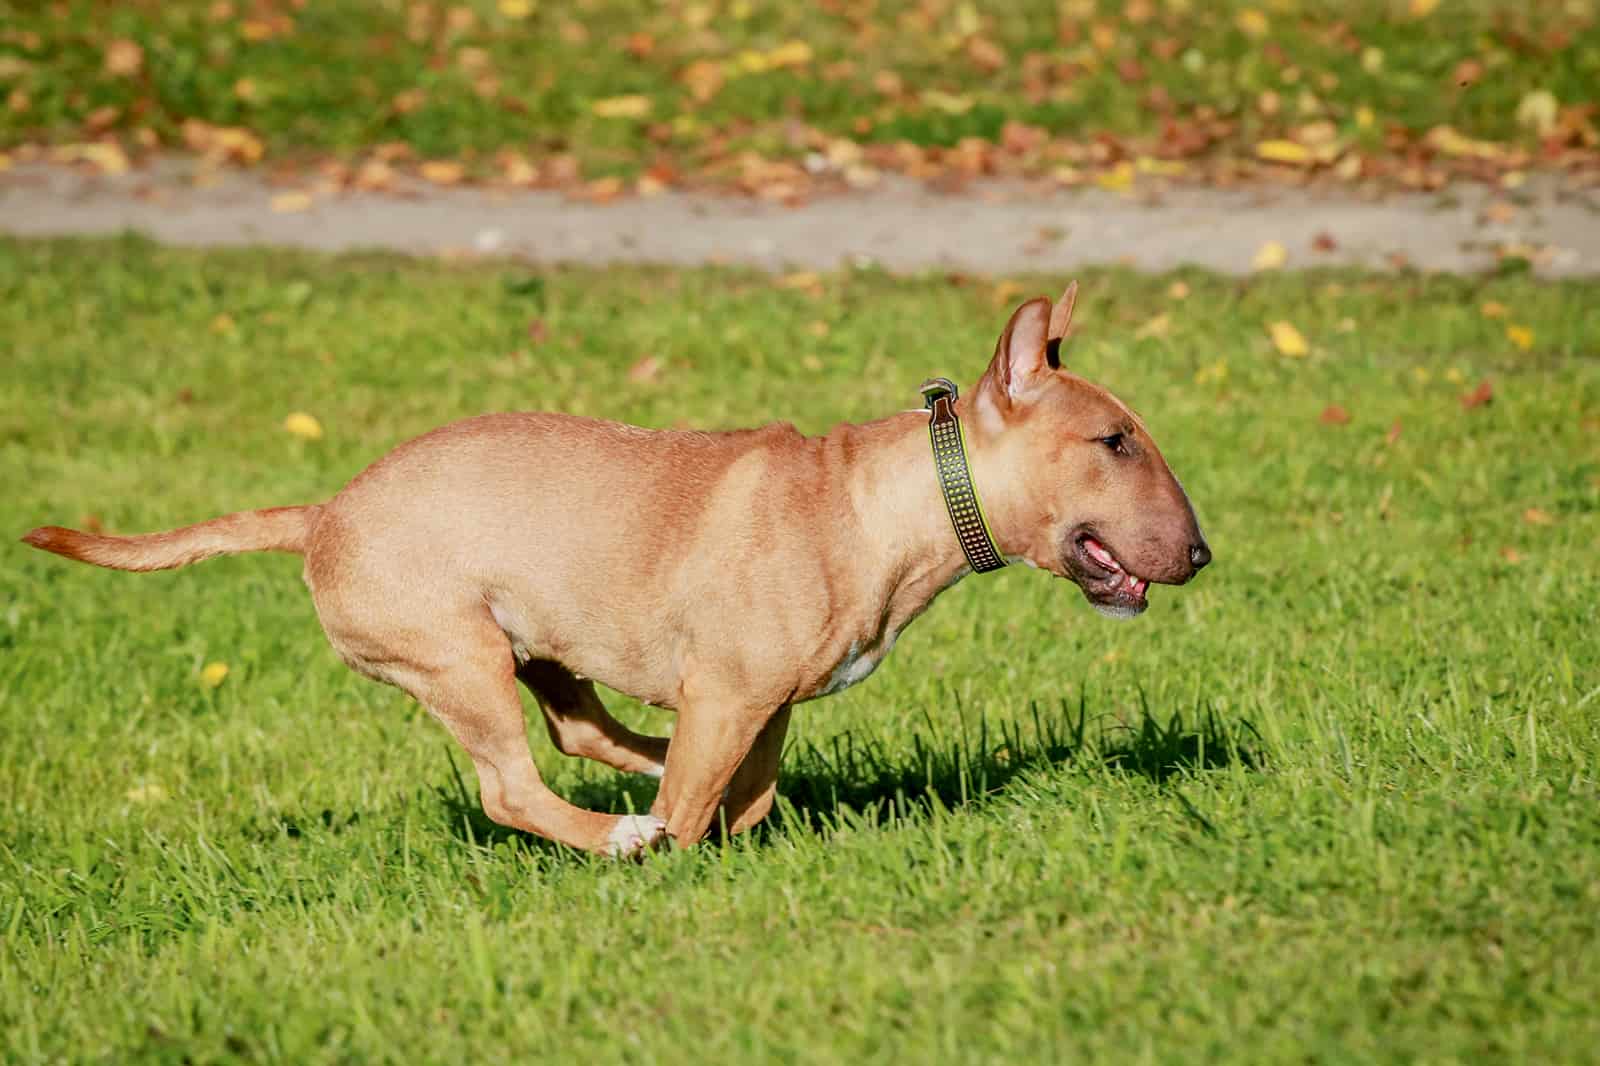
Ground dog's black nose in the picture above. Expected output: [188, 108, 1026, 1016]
[1190, 541, 1212, 571]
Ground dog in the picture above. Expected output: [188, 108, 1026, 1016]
[23, 283, 1209, 857]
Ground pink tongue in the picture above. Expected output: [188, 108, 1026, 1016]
[1086, 538, 1119, 569]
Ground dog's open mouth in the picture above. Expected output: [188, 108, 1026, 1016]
[1070, 532, 1149, 618]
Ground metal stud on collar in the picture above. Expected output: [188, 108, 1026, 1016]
[921, 378, 1006, 574]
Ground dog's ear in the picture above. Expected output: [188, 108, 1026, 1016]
[983, 297, 1053, 408]
[1045, 281, 1077, 369]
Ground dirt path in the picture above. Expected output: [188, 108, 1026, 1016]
[4, 160, 1598, 276]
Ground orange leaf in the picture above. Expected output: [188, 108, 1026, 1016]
[1505, 325, 1534, 351]
[1522, 507, 1555, 526]
[103, 39, 144, 77]
[1460, 380, 1494, 409]
[1319, 405, 1351, 425]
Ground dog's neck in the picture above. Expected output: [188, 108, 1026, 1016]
[834, 401, 1012, 635]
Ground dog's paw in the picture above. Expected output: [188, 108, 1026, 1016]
[605, 814, 668, 859]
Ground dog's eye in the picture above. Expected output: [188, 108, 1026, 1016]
[1099, 433, 1125, 454]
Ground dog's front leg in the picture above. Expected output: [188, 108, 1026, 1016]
[652, 688, 787, 846]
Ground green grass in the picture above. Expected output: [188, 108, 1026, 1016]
[3, 236, 1600, 1063]
[1, 0, 1596, 180]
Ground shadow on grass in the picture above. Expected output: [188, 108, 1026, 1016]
[435, 695, 1264, 853]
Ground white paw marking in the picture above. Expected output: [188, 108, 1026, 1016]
[605, 814, 667, 858]
[641, 763, 665, 779]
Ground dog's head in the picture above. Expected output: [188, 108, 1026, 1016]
[964, 284, 1209, 618]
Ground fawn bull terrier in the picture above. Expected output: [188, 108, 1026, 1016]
[24, 283, 1209, 857]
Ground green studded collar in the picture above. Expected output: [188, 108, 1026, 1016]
[920, 378, 1006, 574]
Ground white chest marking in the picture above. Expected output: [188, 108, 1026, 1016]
[820, 637, 895, 696]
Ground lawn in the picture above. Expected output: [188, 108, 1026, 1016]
[1, 0, 1596, 190]
[2, 236, 1599, 1062]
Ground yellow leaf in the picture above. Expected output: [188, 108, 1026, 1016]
[125, 783, 169, 804]
[1268, 321, 1309, 357]
[591, 94, 652, 119]
[56, 142, 130, 174]
[1135, 313, 1172, 340]
[210, 312, 236, 334]
[1252, 240, 1288, 271]
[1506, 325, 1534, 351]
[766, 40, 813, 68]
[1235, 9, 1269, 37]
[923, 89, 974, 115]
[1095, 161, 1135, 192]
[1194, 359, 1228, 385]
[1360, 47, 1384, 73]
[1256, 139, 1313, 166]
[419, 160, 467, 185]
[270, 191, 313, 213]
[1480, 300, 1508, 319]
[778, 271, 822, 291]
[1409, 0, 1439, 15]
[497, 0, 535, 17]
[955, 1, 981, 36]
[283, 412, 323, 440]
[1515, 90, 1559, 137]
[1355, 106, 1375, 130]
[200, 661, 230, 688]
[1445, 367, 1465, 384]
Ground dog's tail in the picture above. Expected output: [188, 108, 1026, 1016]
[21, 505, 322, 572]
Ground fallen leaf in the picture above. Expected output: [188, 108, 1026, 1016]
[1481, 200, 1516, 225]
[1480, 300, 1509, 319]
[527, 318, 548, 343]
[1253, 240, 1288, 271]
[1410, 0, 1439, 14]
[680, 59, 725, 103]
[582, 176, 625, 202]
[591, 94, 652, 119]
[1194, 359, 1228, 385]
[1522, 507, 1555, 526]
[270, 191, 313, 213]
[1256, 139, 1312, 166]
[1505, 325, 1534, 351]
[1319, 404, 1351, 425]
[210, 312, 236, 334]
[802, 353, 824, 370]
[392, 88, 427, 114]
[420, 160, 466, 185]
[1235, 9, 1269, 37]
[103, 38, 144, 77]
[1499, 545, 1523, 564]
[923, 89, 974, 115]
[778, 271, 822, 292]
[1167, 281, 1190, 300]
[1384, 420, 1403, 446]
[766, 40, 814, 68]
[1135, 313, 1172, 340]
[1312, 231, 1338, 253]
[498, 0, 536, 18]
[1460, 380, 1494, 409]
[1268, 320, 1309, 357]
[1516, 90, 1559, 137]
[283, 411, 324, 439]
[627, 355, 662, 383]
[125, 783, 169, 803]
[200, 661, 230, 688]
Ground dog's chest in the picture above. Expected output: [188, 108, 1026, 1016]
[817, 635, 896, 697]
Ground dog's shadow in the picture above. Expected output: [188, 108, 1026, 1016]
[436, 697, 1264, 854]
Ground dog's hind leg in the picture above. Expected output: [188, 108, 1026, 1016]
[383, 615, 665, 857]
[517, 660, 669, 778]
